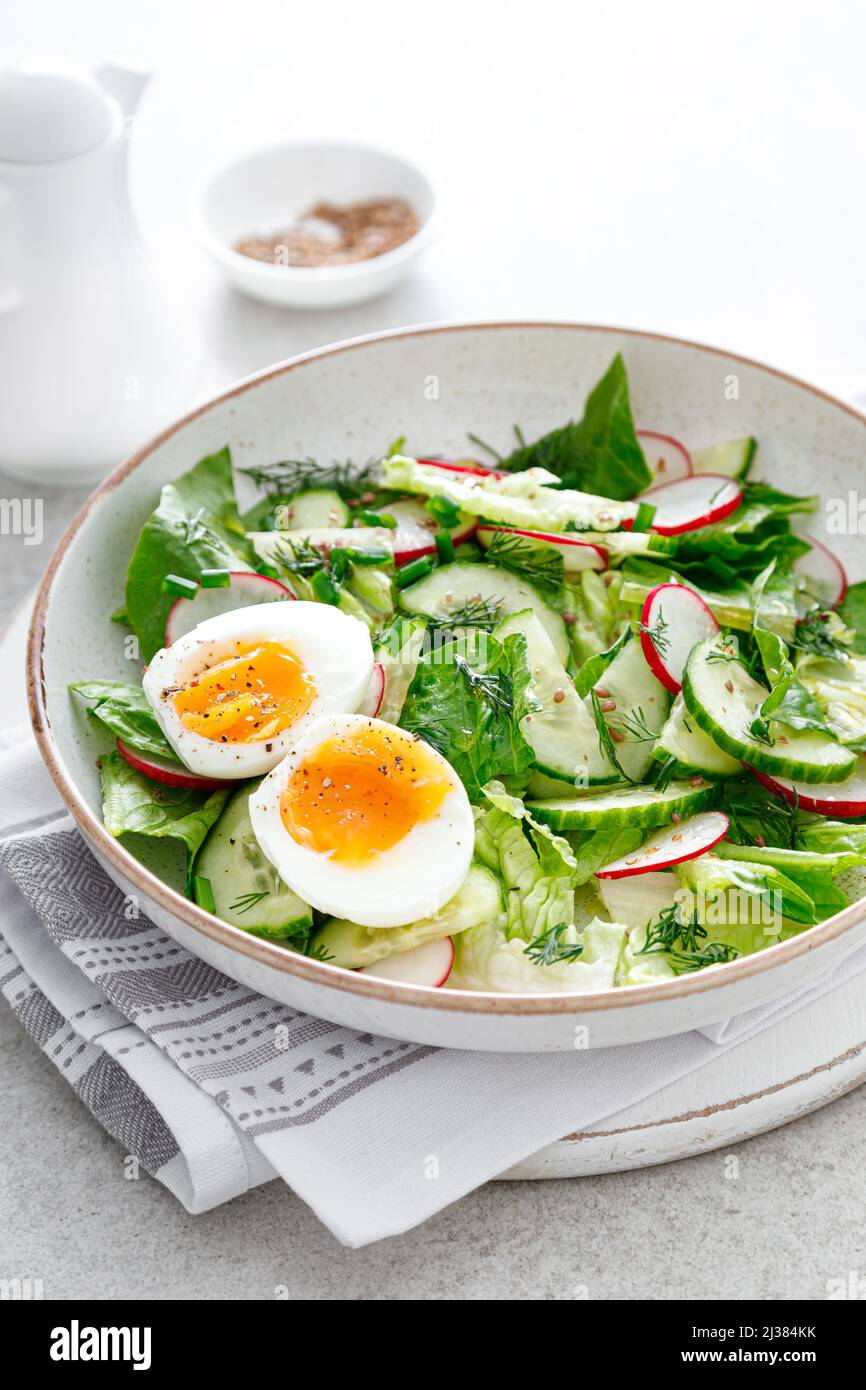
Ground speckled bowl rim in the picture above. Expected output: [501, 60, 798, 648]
[27, 320, 866, 1017]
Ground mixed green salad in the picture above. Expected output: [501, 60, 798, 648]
[70, 354, 866, 993]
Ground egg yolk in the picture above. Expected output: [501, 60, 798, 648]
[173, 641, 315, 743]
[280, 725, 451, 865]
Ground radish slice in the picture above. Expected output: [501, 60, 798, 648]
[385, 498, 476, 565]
[637, 431, 693, 485]
[595, 811, 730, 879]
[116, 738, 231, 791]
[476, 524, 608, 573]
[416, 457, 504, 480]
[794, 534, 847, 609]
[750, 760, 866, 818]
[640, 583, 720, 693]
[358, 662, 385, 717]
[641, 473, 743, 536]
[164, 571, 292, 647]
[359, 937, 454, 987]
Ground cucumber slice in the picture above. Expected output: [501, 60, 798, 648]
[250, 527, 395, 567]
[398, 560, 569, 665]
[309, 863, 502, 969]
[495, 610, 618, 786]
[196, 781, 312, 939]
[654, 694, 742, 778]
[527, 780, 718, 830]
[691, 438, 756, 481]
[277, 489, 350, 529]
[682, 637, 857, 784]
[592, 636, 671, 783]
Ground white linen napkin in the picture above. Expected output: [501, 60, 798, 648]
[3, 725, 865, 1246]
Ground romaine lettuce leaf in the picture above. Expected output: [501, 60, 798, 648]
[125, 447, 255, 660]
[797, 654, 866, 750]
[838, 581, 866, 655]
[398, 632, 537, 801]
[472, 783, 577, 940]
[499, 354, 653, 500]
[450, 917, 624, 993]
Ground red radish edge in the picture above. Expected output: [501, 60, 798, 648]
[749, 767, 866, 818]
[797, 533, 848, 607]
[416, 457, 505, 480]
[387, 500, 477, 565]
[595, 812, 730, 879]
[116, 738, 232, 792]
[476, 524, 608, 565]
[639, 582, 720, 695]
[164, 570, 292, 647]
[359, 663, 385, 717]
[637, 431, 693, 482]
[642, 473, 743, 536]
[359, 936, 454, 987]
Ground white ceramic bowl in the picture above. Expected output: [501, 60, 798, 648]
[28, 322, 866, 1050]
[193, 141, 436, 309]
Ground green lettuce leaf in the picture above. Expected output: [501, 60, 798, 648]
[838, 581, 866, 654]
[125, 447, 255, 661]
[98, 751, 229, 887]
[451, 917, 624, 992]
[500, 354, 653, 499]
[472, 783, 577, 940]
[751, 627, 828, 738]
[398, 632, 537, 801]
[70, 680, 177, 761]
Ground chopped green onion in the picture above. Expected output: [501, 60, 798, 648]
[162, 574, 198, 599]
[193, 875, 215, 914]
[199, 568, 231, 589]
[395, 555, 436, 588]
[435, 530, 455, 563]
[426, 495, 462, 529]
[631, 502, 656, 533]
[357, 510, 397, 529]
[311, 570, 341, 605]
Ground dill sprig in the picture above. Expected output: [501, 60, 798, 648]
[636, 904, 739, 974]
[523, 923, 584, 966]
[273, 537, 325, 578]
[590, 689, 632, 783]
[241, 456, 382, 500]
[229, 890, 270, 915]
[454, 653, 513, 715]
[427, 595, 503, 631]
[610, 705, 658, 744]
[483, 530, 564, 590]
[791, 609, 848, 662]
[639, 612, 671, 659]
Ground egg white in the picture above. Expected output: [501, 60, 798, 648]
[142, 602, 374, 779]
[249, 713, 475, 928]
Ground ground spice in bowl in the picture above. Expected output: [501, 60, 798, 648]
[234, 197, 420, 269]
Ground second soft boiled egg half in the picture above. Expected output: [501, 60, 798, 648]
[142, 602, 374, 779]
[250, 713, 474, 928]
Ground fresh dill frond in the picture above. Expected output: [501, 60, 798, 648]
[636, 904, 739, 974]
[523, 923, 584, 966]
[483, 530, 564, 590]
[791, 609, 848, 661]
[652, 755, 680, 792]
[241, 456, 382, 500]
[427, 595, 503, 631]
[590, 689, 632, 783]
[639, 611, 670, 658]
[610, 705, 658, 744]
[304, 942, 334, 963]
[454, 653, 513, 715]
[273, 537, 326, 577]
[229, 890, 270, 915]
[466, 431, 503, 461]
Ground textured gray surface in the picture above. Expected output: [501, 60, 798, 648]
[2, 473, 866, 1301]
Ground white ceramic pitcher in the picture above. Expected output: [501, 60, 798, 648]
[0, 59, 197, 485]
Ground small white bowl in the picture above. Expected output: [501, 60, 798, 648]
[193, 140, 437, 310]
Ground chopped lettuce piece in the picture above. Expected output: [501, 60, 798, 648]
[70, 680, 177, 761]
[838, 581, 866, 655]
[472, 783, 578, 941]
[797, 653, 866, 750]
[450, 917, 624, 993]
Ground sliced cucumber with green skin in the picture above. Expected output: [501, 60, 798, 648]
[309, 864, 502, 969]
[398, 560, 569, 665]
[682, 637, 857, 784]
[276, 489, 350, 529]
[196, 781, 312, 939]
[495, 610, 619, 786]
[691, 438, 756, 481]
[527, 780, 718, 831]
[592, 635, 671, 783]
[654, 694, 742, 778]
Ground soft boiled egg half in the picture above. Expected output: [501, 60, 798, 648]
[142, 602, 373, 779]
[250, 713, 474, 928]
